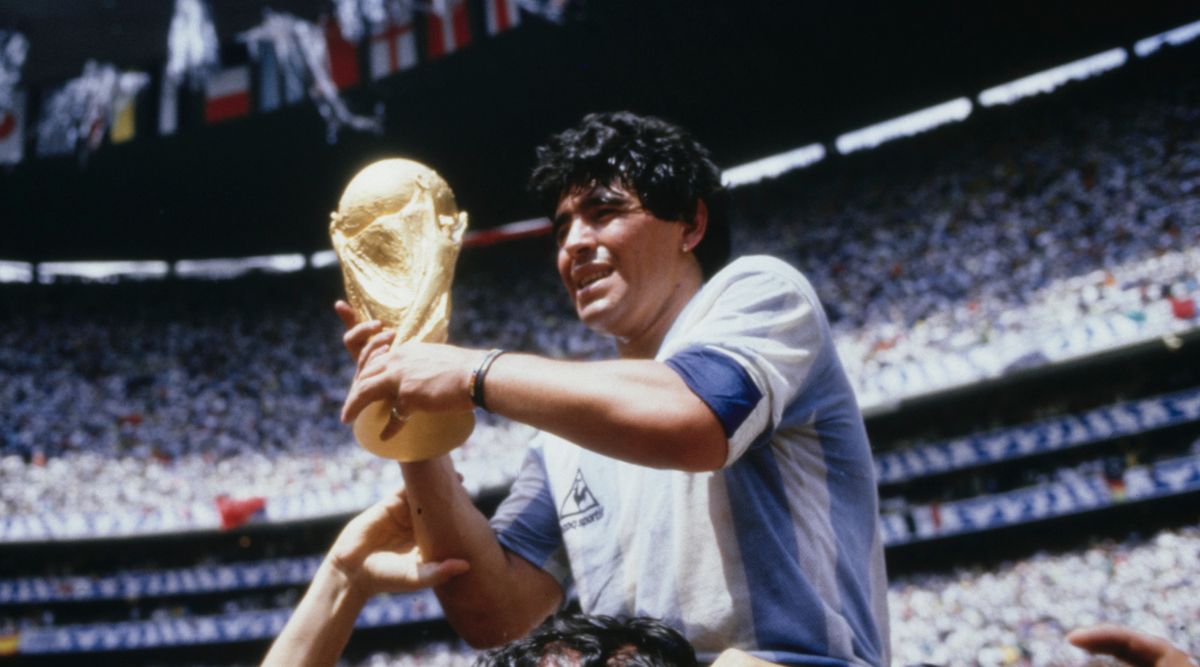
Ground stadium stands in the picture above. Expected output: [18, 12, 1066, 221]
[7, 523, 1195, 664]
[875, 386, 1200, 484]
[7, 590, 441, 655]
[889, 525, 1200, 666]
[1, 34, 1198, 667]
[2, 65, 1198, 536]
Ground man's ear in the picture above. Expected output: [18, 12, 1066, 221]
[683, 199, 708, 252]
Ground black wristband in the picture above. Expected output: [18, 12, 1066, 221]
[469, 349, 506, 412]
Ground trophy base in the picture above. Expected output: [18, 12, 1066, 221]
[353, 402, 475, 462]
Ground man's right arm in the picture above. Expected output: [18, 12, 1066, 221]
[337, 301, 561, 646]
[400, 455, 563, 647]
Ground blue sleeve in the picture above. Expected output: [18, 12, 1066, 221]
[490, 447, 572, 589]
[665, 345, 763, 438]
[657, 257, 828, 465]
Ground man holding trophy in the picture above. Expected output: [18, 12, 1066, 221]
[265, 112, 890, 666]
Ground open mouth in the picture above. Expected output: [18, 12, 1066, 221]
[576, 268, 613, 291]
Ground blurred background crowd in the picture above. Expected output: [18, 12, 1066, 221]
[2, 1, 1198, 664]
[2, 70, 1197, 531]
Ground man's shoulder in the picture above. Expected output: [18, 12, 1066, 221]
[660, 254, 829, 363]
[706, 255, 818, 303]
[701, 255, 822, 317]
[712, 255, 809, 286]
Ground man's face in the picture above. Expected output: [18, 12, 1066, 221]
[554, 183, 694, 345]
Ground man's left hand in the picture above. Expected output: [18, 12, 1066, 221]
[340, 341, 480, 437]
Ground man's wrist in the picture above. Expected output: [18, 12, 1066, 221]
[322, 553, 373, 605]
[468, 349, 506, 412]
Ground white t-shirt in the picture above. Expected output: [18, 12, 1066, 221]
[491, 256, 890, 666]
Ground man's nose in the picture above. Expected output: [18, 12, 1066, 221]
[561, 219, 596, 257]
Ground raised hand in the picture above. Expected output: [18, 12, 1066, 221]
[261, 488, 469, 667]
[328, 488, 470, 597]
[340, 341, 480, 440]
[1068, 625, 1197, 667]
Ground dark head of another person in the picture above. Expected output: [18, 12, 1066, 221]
[475, 613, 698, 667]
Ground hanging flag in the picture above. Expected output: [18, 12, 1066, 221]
[109, 73, 147, 144]
[323, 16, 360, 90]
[484, 0, 521, 35]
[427, 0, 471, 59]
[110, 98, 136, 143]
[161, 0, 219, 135]
[159, 65, 179, 135]
[165, 0, 219, 86]
[36, 63, 149, 159]
[241, 11, 309, 114]
[257, 42, 282, 112]
[204, 65, 250, 123]
[0, 31, 28, 163]
[256, 42, 304, 112]
[0, 90, 24, 165]
[368, 4, 417, 80]
[241, 11, 381, 142]
[157, 75, 204, 137]
[215, 495, 267, 530]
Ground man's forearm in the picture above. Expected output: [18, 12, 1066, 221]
[482, 354, 727, 471]
[341, 342, 726, 471]
[400, 456, 561, 647]
[261, 559, 368, 667]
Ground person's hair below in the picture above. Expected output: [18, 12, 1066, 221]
[475, 613, 698, 667]
[529, 111, 731, 278]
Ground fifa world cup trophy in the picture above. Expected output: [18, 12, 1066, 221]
[329, 159, 475, 461]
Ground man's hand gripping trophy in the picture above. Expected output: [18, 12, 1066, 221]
[329, 159, 474, 461]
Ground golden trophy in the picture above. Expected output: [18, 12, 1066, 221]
[330, 158, 475, 461]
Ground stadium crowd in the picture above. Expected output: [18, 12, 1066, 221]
[8, 523, 1195, 666]
[2, 65, 1199, 532]
[734, 71, 1200, 407]
[888, 524, 1200, 666]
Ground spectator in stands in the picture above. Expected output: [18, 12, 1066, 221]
[338, 111, 889, 665]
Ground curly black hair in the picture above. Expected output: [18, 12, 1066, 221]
[529, 112, 730, 278]
[475, 613, 698, 667]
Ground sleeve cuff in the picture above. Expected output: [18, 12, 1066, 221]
[665, 345, 770, 464]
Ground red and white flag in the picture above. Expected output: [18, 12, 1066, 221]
[204, 66, 251, 123]
[427, 0, 471, 59]
[0, 91, 25, 166]
[215, 495, 267, 531]
[484, 0, 521, 35]
[324, 17, 361, 90]
[369, 5, 418, 79]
